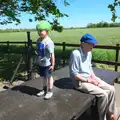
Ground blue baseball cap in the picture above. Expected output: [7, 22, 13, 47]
[80, 34, 97, 45]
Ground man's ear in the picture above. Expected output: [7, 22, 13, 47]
[81, 42, 84, 46]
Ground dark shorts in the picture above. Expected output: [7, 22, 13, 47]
[38, 66, 52, 77]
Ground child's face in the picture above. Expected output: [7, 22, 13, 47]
[38, 30, 48, 38]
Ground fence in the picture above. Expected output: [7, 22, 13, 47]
[0, 32, 120, 81]
[54, 42, 120, 71]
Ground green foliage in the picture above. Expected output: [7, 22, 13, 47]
[0, 53, 26, 81]
[87, 21, 120, 28]
[0, 29, 36, 33]
[108, 0, 120, 22]
[50, 19, 63, 32]
[0, 0, 69, 32]
[92, 49, 116, 62]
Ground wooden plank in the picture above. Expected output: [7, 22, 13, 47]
[93, 67, 120, 84]
[0, 66, 95, 120]
[92, 60, 120, 66]
[0, 66, 119, 120]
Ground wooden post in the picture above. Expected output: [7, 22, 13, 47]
[7, 41, 9, 53]
[25, 41, 28, 77]
[10, 56, 23, 84]
[62, 42, 66, 66]
[7, 41, 10, 60]
[115, 44, 119, 71]
[27, 32, 33, 80]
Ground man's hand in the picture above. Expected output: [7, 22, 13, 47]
[88, 76, 100, 86]
[90, 72, 96, 80]
[49, 65, 54, 71]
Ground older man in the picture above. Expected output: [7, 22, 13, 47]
[69, 34, 120, 120]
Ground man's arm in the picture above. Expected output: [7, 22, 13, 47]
[89, 63, 100, 80]
[69, 51, 88, 82]
[88, 63, 100, 85]
[69, 51, 99, 85]
[90, 67, 96, 79]
[74, 74, 88, 82]
[87, 53, 100, 85]
[89, 52, 97, 79]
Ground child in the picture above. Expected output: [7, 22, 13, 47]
[36, 21, 55, 100]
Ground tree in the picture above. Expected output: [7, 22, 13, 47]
[1, 0, 119, 30]
[108, 0, 120, 22]
[0, 0, 69, 32]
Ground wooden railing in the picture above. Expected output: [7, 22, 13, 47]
[0, 32, 120, 81]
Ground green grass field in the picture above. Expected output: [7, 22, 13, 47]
[0, 27, 120, 45]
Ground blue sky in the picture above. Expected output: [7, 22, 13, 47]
[0, 0, 120, 29]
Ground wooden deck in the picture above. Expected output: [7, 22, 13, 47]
[0, 66, 120, 120]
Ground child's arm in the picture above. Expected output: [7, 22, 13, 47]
[35, 50, 37, 55]
[49, 52, 55, 71]
[47, 40, 55, 71]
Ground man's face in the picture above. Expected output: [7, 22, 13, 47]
[38, 30, 48, 38]
[81, 42, 94, 53]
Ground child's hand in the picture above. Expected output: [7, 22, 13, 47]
[35, 50, 37, 55]
[49, 66, 54, 71]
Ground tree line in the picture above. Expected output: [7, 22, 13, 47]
[0, 0, 120, 32]
[87, 21, 120, 28]
[0, 29, 36, 33]
[0, 21, 120, 33]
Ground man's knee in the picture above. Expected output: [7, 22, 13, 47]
[99, 91, 108, 102]
[110, 86, 116, 95]
[109, 85, 116, 94]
